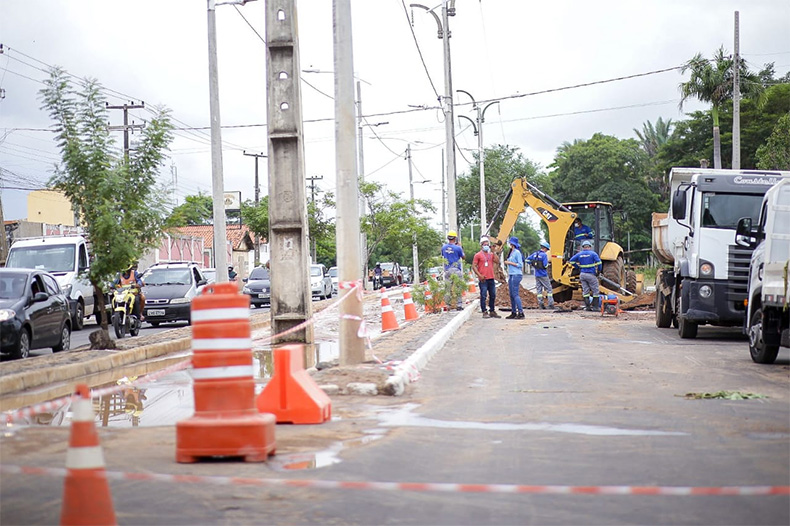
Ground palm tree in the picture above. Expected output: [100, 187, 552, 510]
[679, 46, 766, 169]
[634, 117, 673, 157]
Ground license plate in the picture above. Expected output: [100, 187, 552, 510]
[258, 294, 269, 299]
[147, 309, 165, 316]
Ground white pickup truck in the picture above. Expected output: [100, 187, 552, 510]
[5, 235, 97, 330]
[735, 178, 790, 363]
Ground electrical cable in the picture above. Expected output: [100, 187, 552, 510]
[399, 0, 441, 100]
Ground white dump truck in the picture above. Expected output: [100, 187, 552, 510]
[652, 168, 789, 339]
[735, 177, 790, 363]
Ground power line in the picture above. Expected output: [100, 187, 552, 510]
[400, 0, 440, 100]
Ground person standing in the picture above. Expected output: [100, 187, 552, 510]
[503, 236, 524, 319]
[472, 236, 500, 318]
[441, 230, 465, 311]
[527, 240, 554, 310]
[569, 239, 602, 311]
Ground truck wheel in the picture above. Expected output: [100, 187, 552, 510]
[73, 300, 85, 331]
[602, 256, 624, 288]
[625, 270, 637, 294]
[655, 289, 672, 328]
[748, 308, 779, 364]
[678, 316, 698, 339]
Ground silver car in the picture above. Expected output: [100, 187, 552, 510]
[310, 264, 332, 300]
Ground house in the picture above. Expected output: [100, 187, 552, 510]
[169, 225, 265, 276]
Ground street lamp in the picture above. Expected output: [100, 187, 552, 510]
[457, 89, 499, 236]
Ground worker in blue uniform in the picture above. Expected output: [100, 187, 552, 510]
[569, 239, 602, 311]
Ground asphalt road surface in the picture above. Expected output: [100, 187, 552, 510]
[1, 310, 788, 525]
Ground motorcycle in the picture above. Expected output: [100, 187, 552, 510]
[111, 284, 141, 339]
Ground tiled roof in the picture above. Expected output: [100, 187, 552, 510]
[171, 225, 260, 250]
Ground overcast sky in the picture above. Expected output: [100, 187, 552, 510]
[2, 0, 789, 230]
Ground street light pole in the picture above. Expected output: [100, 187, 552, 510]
[407, 144, 419, 280]
[243, 151, 267, 266]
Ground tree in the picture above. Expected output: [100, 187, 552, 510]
[40, 68, 173, 347]
[679, 46, 767, 169]
[756, 112, 790, 170]
[166, 193, 213, 227]
[634, 117, 673, 157]
[456, 144, 551, 235]
[550, 133, 659, 259]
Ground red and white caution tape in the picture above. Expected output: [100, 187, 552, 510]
[1, 465, 787, 496]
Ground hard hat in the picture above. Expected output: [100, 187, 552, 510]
[540, 241, 550, 250]
[480, 236, 489, 245]
[581, 240, 593, 247]
[447, 230, 458, 239]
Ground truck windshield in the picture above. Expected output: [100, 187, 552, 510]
[6, 245, 76, 273]
[701, 193, 765, 229]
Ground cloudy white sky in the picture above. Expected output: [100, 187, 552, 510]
[2, 0, 789, 230]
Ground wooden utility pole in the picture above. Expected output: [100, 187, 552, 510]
[732, 11, 741, 169]
[265, 0, 312, 345]
[243, 151, 267, 265]
[106, 102, 145, 160]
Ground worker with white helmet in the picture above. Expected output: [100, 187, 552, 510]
[527, 240, 555, 310]
[472, 236, 500, 318]
[569, 239, 602, 311]
[441, 230, 465, 311]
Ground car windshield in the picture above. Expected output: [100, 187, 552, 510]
[6, 244, 75, 273]
[329, 267, 338, 277]
[0, 272, 28, 299]
[143, 268, 191, 285]
[381, 263, 394, 271]
[249, 268, 270, 280]
[310, 266, 323, 277]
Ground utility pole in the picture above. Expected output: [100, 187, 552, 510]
[107, 102, 145, 160]
[411, 1, 457, 234]
[458, 90, 498, 234]
[243, 151, 267, 265]
[266, 0, 312, 345]
[334, 0, 365, 364]
[407, 144, 419, 281]
[306, 175, 323, 263]
[441, 148, 446, 234]
[357, 80, 368, 289]
[732, 10, 741, 169]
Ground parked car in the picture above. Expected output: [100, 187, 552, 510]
[310, 264, 333, 300]
[140, 262, 207, 326]
[379, 262, 403, 288]
[242, 267, 271, 308]
[328, 266, 339, 295]
[0, 268, 72, 359]
[201, 268, 217, 285]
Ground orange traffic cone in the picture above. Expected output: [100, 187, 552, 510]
[467, 280, 477, 294]
[380, 287, 400, 331]
[402, 284, 419, 321]
[256, 344, 332, 424]
[176, 283, 276, 463]
[423, 282, 435, 314]
[61, 384, 116, 526]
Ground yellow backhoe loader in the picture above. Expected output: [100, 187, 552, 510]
[487, 178, 637, 303]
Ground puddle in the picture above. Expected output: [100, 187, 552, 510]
[376, 403, 687, 437]
[267, 430, 386, 471]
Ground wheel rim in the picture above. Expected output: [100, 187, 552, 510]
[749, 313, 763, 349]
[20, 332, 30, 359]
[75, 302, 84, 329]
[61, 326, 71, 351]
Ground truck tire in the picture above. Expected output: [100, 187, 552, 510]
[602, 256, 624, 288]
[655, 289, 672, 328]
[748, 307, 779, 364]
[678, 316, 698, 339]
[625, 270, 637, 294]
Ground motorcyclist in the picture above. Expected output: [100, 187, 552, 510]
[373, 263, 383, 290]
[114, 263, 145, 320]
[228, 265, 238, 281]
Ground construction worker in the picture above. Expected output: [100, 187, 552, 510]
[573, 218, 593, 243]
[569, 239, 602, 311]
[441, 230, 465, 311]
[527, 240, 554, 310]
[472, 236, 500, 318]
[504, 236, 524, 319]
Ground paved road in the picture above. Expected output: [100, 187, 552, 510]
[2, 310, 788, 525]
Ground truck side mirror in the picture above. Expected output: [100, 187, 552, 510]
[735, 217, 757, 248]
[672, 189, 687, 220]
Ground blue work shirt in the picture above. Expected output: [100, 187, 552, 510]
[526, 250, 549, 278]
[507, 249, 523, 276]
[441, 243, 465, 270]
[569, 249, 602, 274]
[573, 224, 593, 240]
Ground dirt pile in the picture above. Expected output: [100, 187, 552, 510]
[620, 291, 656, 311]
[494, 287, 539, 309]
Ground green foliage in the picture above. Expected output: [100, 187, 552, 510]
[39, 68, 173, 334]
[410, 273, 467, 311]
[756, 112, 790, 170]
[550, 133, 658, 261]
[166, 193, 213, 227]
[634, 117, 673, 158]
[241, 196, 269, 242]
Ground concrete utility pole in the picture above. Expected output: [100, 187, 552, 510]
[732, 10, 741, 170]
[107, 102, 145, 160]
[441, 148, 446, 234]
[356, 80, 368, 288]
[411, 1, 457, 234]
[243, 151, 267, 265]
[265, 0, 312, 345]
[407, 145, 419, 280]
[334, 0, 365, 364]
[457, 90, 498, 235]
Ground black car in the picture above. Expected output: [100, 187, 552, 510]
[242, 267, 271, 308]
[0, 268, 72, 359]
[141, 262, 207, 326]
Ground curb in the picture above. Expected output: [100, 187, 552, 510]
[0, 317, 271, 396]
[384, 300, 477, 396]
